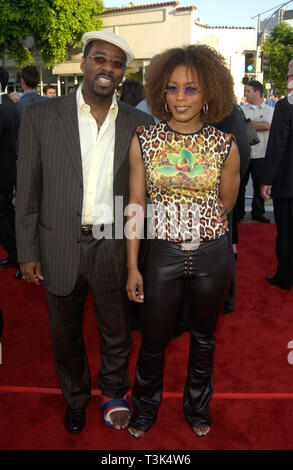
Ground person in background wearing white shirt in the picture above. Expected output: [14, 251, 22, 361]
[242, 80, 274, 223]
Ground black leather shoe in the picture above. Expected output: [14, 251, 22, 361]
[0, 258, 19, 268]
[64, 407, 86, 433]
[14, 270, 23, 280]
[252, 215, 270, 223]
[266, 275, 291, 290]
[266, 274, 277, 285]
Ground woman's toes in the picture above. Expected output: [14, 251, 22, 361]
[128, 427, 145, 439]
[193, 426, 211, 438]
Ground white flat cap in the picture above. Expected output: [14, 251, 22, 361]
[82, 31, 135, 65]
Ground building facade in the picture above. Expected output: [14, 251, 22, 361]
[53, 1, 257, 100]
[2, 2, 257, 100]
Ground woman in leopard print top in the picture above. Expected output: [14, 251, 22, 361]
[126, 45, 240, 439]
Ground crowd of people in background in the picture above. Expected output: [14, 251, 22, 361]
[0, 31, 292, 441]
[6, 72, 283, 111]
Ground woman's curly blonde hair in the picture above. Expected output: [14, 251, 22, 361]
[146, 44, 235, 123]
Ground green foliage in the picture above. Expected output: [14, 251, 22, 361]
[0, 0, 104, 66]
[262, 22, 293, 95]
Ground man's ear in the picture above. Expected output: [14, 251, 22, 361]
[80, 57, 86, 73]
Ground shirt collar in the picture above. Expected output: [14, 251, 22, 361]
[76, 84, 118, 120]
[247, 100, 266, 110]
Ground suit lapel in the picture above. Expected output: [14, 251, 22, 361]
[114, 102, 132, 178]
[56, 93, 83, 181]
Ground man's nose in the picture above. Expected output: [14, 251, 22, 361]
[100, 58, 115, 72]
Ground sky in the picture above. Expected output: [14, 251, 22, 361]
[103, 0, 293, 28]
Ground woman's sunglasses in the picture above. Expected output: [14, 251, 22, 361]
[165, 85, 201, 96]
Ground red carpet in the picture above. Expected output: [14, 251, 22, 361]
[1, 222, 293, 451]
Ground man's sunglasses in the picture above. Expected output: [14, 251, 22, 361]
[287, 74, 293, 80]
[165, 85, 201, 96]
[85, 55, 126, 70]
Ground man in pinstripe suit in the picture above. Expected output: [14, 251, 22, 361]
[15, 31, 154, 433]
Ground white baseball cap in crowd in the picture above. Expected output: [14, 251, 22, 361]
[82, 31, 135, 65]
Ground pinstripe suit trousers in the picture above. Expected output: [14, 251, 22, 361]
[46, 233, 132, 409]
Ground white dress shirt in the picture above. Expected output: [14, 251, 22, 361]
[76, 86, 118, 225]
[242, 101, 274, 159]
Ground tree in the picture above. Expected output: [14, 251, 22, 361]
[0, 0, 104, 67]
[262, 22, 293, 95]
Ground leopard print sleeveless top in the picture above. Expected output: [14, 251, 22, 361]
[136, 121, 233, 244]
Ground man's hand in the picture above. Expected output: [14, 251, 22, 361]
[217, 199, 229, 231]
[20, 262, 44, 285]
[260, 184, 272, 201]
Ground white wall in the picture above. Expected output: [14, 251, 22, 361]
[192, 24, 257, 100]
[101, 6, 194, 57]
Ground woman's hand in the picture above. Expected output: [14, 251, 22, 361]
[126, 268, 144, 303]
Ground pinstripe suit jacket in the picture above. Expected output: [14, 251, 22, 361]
[15, 92, 154, 296]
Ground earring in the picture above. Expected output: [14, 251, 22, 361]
[202, 103, 208, 114]
[165, 102, 170, 113]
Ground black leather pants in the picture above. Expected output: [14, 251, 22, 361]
[130, 235, 232, 431]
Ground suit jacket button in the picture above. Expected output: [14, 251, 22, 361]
[76, 238, 80, 243]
